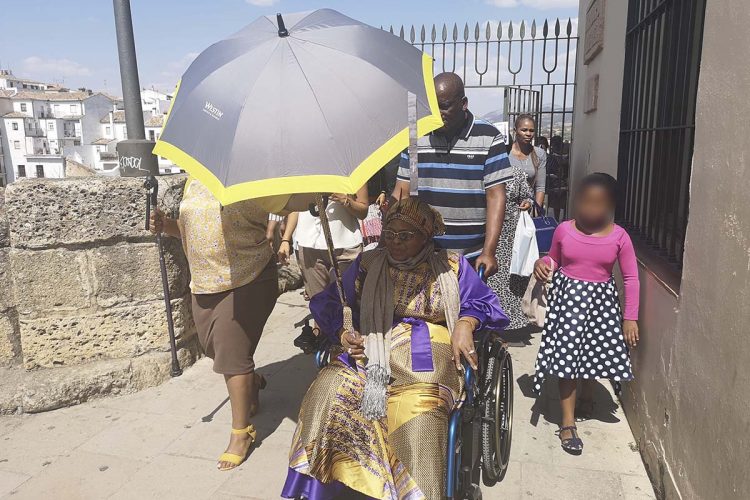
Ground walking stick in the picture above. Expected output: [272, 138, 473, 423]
[144, 176, 183, 377]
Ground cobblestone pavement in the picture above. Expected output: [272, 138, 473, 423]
[0, 291, 655, 500]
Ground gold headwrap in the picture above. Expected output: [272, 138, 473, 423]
[385, 198, 446, 238]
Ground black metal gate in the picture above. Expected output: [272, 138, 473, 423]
[385, 18, 578, 142]
[617, 0, 707, 270]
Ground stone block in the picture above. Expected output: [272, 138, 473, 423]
[88, 241, 189, 308]
[0, 345, 197, 415]
[0, 187, 9, 248]
[9, 248, 91, 316]
[0, 311, 21, 367]
[19, 297, 195, 369]
[4, 175, 186, 249]
[0, 248, 13, 311]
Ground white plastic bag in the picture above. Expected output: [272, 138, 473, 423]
[510, 211, 539, 277]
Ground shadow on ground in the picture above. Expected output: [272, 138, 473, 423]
[516, 373, 621, 427]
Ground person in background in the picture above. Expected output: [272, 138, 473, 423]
[368, 153, 400, 211]
[278, 186, 369, 350]
[391, 72, 513, 277]
[547, 135, 570, 221]
[487, 114, 546, 330]
[532, 173, 640, 454]
[150, 178, 277, 471]
[536, 135, 549, 153]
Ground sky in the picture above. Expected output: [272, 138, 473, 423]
[0, 0, 579, 115]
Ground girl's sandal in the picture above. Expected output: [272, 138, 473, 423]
[575, 399, 594, 422]
[217, 424, 257, 471]
[556, 425, 583, 455]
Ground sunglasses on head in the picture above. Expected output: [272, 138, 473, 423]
[382, 229, 418, 242]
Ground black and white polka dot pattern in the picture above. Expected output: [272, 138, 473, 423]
[533, 273, 633, 395]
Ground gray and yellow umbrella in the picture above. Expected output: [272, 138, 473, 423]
[154, 8, 442, 206]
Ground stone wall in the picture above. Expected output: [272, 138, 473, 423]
[0, 176, 199, 413]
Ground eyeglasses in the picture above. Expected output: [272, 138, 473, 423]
[382, 229, 418, 242]
[438, 95, 465, 111]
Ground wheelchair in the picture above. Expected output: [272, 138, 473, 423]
[313, 329, 513, 500]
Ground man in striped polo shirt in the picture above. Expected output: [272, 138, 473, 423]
[391, 72, 512, 277]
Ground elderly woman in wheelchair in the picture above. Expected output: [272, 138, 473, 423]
[281, 199, 509, 500]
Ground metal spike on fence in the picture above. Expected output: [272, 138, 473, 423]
[531, 20, 537, 39]
[399, 25, 404, 39]
[410, 25, 415, 43]
[419, 25, 425, 42]
[567, 18, 573, 36]
[555, 18, 561, 37]
[389, 25, 394, 34]
[473, 22, 479, 41]
[431, 25, 437, 42]
[485, 21, 491, 41]
[453, 23, 458, 41]
[463, 23, 469, 41]
[543, 19, 549, 38]
[442, 24, 448, 41]
[520, 20, 526, 39]
[508, 21, 514, 39]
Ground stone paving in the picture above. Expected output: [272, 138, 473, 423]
[0, 291, 655, 500]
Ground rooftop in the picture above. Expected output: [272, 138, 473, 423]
[145, 114, 165, 127]
[10, 90, 120, 102]
[1, 111, 30, 119]
[100, 110, 126, 124]
[92, 137, 116, 145]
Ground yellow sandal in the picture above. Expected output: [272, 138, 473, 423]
[217, 424, 257, 471]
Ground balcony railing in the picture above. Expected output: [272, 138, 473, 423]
[99, 151, 117, 160]
[26, 127, 45, 137]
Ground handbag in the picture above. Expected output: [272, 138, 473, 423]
[532, 201, 559, 254]
[510, 211, 539, 277]
[360, 203, 383, 251]
[522, 273, 549, 328]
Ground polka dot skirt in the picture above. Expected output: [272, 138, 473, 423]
[533, 273, 633, 395]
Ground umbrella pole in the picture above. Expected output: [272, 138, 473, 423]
[145, 177, 183, 377]
[315, 194, 354, 336]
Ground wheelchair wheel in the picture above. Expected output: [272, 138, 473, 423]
[481, 347, 513, 485]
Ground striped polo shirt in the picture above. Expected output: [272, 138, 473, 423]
[397, 111, 512, 258]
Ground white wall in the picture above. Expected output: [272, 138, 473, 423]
[569, 0, 628, 191]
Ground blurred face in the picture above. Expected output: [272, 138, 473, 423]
[575, 185, 615, 227]
[514, 118, 535, 146]
[436, 85, 468, 137]
[383, 219, 428, 261]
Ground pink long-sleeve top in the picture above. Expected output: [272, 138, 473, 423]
[542, 220, 640, 320]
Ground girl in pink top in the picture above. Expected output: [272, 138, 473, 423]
[532, 173, 640, 455]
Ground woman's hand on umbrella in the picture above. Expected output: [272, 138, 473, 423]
[340, 329, 365, 359]
[452, 318, 478, 370]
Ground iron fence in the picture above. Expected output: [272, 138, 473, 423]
[617, 0, 706, 269]
[384, 18, 578, 142]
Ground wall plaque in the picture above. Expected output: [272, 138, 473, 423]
[584, 74, 599, 113]
[584, 0, 606, 64]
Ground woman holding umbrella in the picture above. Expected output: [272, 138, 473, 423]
[150, 178, 277, 471]
[152, 7, 446, 476]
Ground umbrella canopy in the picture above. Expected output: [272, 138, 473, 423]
[154, 8, 442, 205]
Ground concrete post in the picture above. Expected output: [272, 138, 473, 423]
[112, 0, 158, 177]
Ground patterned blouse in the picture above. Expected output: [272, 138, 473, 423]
[177, 179, 273, 294]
